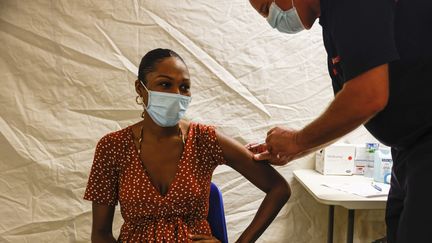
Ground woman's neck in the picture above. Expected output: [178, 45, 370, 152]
[140, 118, 180, 140]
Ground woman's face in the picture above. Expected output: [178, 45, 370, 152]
[136, 57, 191, 103]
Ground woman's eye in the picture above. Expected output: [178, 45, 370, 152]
[160, 82, 171, 88]
[181, 84, 190, 91]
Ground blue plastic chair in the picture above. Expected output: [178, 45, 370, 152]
[208, 182, 229, 243]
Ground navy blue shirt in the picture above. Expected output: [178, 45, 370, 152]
[319, 0, 432, 148]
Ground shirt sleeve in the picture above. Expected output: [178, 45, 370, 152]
[83, 134, 119, 206]
[207, 125, 226, 167]
[197, 124, 226, 167]
[331, 0, 399, 82]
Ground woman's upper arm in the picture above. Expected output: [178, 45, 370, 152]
[216, 131, 289, 193]
[92, 203, 115, 236]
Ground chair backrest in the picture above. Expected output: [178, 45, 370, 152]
[207, 182, 229, 243]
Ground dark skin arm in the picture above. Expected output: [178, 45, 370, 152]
[215, 131, 291, 243]
[255, 64, 389, 165]
[91, 203, 117, 243]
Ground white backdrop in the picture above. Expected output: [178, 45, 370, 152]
[0, 0, 386, 242]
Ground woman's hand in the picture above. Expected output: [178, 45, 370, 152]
[189, 234, 221, 242]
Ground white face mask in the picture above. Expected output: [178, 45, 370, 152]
[267, 0, 305, 34]
[140, 81, 191, 127]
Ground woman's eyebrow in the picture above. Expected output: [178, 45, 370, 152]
[156, 74, 174, 79]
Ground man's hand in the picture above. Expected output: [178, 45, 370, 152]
[245, 141, 267, 154]
[189, 234, 221, 242]
[253, 127, 304, 165]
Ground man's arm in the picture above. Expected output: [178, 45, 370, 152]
[258, 63, 389, 164]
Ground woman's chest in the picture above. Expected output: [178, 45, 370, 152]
[117, 154, 212, 206]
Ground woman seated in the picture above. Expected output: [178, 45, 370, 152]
[84, 48, 291, 242]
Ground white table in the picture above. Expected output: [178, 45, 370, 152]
[293, 169, 387, 243]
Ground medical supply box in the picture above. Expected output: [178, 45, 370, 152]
[354, 143, 379, 176]
[315, 144, 356, 175]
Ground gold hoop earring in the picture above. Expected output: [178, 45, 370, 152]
[141, 111, 145, 119]
[136, 95, 144, 105]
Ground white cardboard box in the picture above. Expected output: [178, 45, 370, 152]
[315, 144, 356, 175]
[354, 144, 376, 175]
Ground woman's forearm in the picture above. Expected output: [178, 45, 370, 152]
[236, 182, 291, 243]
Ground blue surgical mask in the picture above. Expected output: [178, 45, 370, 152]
[267, 0, 305, 34]
[140, 81, 191, 127]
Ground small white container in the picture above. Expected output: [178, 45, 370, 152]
[315, 144, 356, 175]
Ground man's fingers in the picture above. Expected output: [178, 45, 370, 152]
[254, 151, 291, 165]
[245, 142, 256, 149]
[267, 127, 278, 136]
[253, 151, 271, 161]
[269, 154, 292, 166]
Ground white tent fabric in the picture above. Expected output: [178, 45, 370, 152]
[0, 0, 386, 242]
